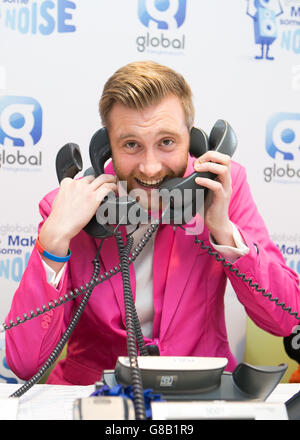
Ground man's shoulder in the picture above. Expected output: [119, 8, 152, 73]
[230, 160, 247, 182]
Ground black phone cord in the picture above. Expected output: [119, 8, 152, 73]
[9, 256, 101, 398]
[115, 230, 147, 420]
[7, 222, 299, 405]
[2, 223, 160, 333]
[6, 223, 160, 400]
[194, 236, 300, 320]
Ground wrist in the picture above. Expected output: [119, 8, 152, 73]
[209, 221, 235, 247]
[38, 220, 71, 258]
[36, 237, 71, 263]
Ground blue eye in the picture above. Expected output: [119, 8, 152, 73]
[162, 139, 174, 146]
[126, 142, 137, 149]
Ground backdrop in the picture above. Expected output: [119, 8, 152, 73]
[0, 0, 299, 384]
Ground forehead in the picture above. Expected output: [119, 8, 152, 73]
[107, 95, 187, 134]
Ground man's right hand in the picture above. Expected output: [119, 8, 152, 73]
[38, 174, 117, 273]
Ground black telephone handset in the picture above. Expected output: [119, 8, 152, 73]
[55, 120, 237, 238]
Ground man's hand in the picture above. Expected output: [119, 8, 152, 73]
[38, 174, 117, 273]
[193, 151, 235, 247]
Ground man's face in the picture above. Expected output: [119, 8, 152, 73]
[107, 94, 190, 211]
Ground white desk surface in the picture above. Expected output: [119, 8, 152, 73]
[0, 382, 299, 420]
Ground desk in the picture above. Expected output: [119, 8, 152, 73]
[0, 383, 299, 420]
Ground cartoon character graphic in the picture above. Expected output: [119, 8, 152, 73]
[246, 0, 283, 60]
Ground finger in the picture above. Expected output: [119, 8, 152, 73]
[196, 151, 231, 166]
[195, 176, 225, 199]
[95, 182, 118, 202]
[89, 173, 117, 190]
[81, 174, 96, 183]
[194, 161, 231, 191]
[59, 176, 78, 189]
[194, 161, 227, 175]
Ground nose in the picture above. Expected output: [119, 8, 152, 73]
[138, 148, 162, 177]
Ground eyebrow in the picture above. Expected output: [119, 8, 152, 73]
[117, 133, 136, 141]
[116, 130, 180, 142]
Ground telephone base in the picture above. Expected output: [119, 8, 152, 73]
[103, 357, 288, 402]
[74, 359, 289, 420]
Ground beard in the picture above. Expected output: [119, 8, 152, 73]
[112, 154, 188, 192]
[111, 154, 188, 222]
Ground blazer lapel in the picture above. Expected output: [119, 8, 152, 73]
[157, 216, 209, 341]
[152, 224, 176, 338]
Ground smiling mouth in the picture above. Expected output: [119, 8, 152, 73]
[135, 177, 165, 189]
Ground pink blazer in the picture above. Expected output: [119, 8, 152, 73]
[5, 158, 300, 385]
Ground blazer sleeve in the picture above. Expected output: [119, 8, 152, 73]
[225, 163, 300, 336]
[5, 194, 74, 381]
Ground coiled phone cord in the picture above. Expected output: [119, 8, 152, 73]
[115, 230, 147, 420]
[6, 222, 160, 401]
[1, 223, 160, 334]
[193, 236, 300, 320]
[9, 256, 101, 399]
[5, 221, 300, 406]
[121, 226, 150, 357]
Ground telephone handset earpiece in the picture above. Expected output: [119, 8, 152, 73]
[155, 120, 237, 224]
[160, 120, 237, 193]
[55, 120, 237, 238]
[55, 133, 115, 239]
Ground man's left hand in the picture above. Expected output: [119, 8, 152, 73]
[193, 151, 235, 247]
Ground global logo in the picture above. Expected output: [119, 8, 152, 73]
[136, 0, 187, 53]
[266, 112, 300, 160]
[1, 0, 77, 35]
[264, 112, 300, 183]
[0, 96, 42, 148]
[0, 96, 43, 171]
[138, 0, 186, 29]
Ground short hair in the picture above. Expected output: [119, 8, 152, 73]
[99, 61, 194, 129]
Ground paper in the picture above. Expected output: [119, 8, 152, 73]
[16, 384, 94, 420]
[0, 398, 19, 420]
[0, 384, 94, 420]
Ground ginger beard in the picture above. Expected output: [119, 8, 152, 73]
[112, 154, 188, 218]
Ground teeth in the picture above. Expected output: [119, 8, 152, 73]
[137, 178, 163, 186]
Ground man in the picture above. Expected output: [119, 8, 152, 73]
[5, 61, 300, 385]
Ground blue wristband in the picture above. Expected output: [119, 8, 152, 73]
[36, 238, 71, 262]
